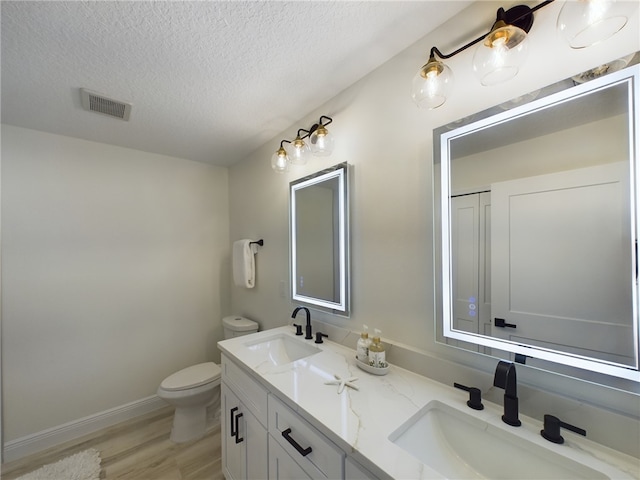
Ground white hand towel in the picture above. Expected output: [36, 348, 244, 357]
[233, 239, 257, 288]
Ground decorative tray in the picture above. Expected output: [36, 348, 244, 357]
[355, 357, 390, 376]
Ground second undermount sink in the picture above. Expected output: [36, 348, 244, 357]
[389, 400, 609, 480]
[244, 333, 321, 367]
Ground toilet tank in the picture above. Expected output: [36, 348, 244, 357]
[223, 315, 259, 339]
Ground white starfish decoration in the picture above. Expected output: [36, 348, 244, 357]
[325, 374, 359, 393]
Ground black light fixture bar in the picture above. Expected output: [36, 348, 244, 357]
[429, 0, 555, 61]
[283, 115, 333, 144]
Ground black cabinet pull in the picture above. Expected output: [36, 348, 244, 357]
[282, 428, 312, 457]
[230, 407, 238, 437]
[230, 407, 244, 444]
[495, 318, 517, 328]
[234, 412, 244, 444]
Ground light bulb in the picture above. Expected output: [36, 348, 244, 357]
[310, 124, 334, 156]
[271, 146, 289, 173]
[558, 0, 639, 49]
[287, 135, 311, 165]
[411, 56, 453, 109]
[473, 23, 529, 86]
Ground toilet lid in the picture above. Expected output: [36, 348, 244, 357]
[160, 362, 221, 391]
[223, 315, 258, 332]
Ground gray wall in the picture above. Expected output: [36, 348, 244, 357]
[228, 1, 640, 455]
[1, 125, 230, 441]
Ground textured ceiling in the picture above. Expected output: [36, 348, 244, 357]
[1, 1, 471, 166]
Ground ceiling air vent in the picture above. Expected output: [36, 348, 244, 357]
[80, 88, 132, 121]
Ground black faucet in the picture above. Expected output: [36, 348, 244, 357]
[291, 306, 312, 340]
[493, 361, 521, 426]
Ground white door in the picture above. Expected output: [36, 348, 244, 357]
[450, 193, 492, 352]
[491, 162, 635, 367]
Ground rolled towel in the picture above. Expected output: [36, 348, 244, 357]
[233, 239, 257, 288]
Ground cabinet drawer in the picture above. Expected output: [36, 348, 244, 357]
[221, 354, 268, 426]
[269, 395, 344, 479]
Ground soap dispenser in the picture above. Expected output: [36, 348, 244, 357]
[356, 325, 371, 363]
[368, 329, 386, 368]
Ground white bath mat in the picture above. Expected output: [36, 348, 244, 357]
[15, 448, 101, 480]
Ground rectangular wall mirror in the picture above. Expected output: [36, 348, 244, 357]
[290, 163, 350, 315]
[434, 60, 639, 387]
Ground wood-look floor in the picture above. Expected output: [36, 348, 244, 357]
[1, 406, 224, 480]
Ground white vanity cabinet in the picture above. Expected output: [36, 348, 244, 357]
[268, 394, 344, 479]
[221, 354, 269, 480]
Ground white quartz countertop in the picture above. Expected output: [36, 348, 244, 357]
[218, 326, 640, 479]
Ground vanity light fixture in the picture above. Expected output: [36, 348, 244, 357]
[271, 141, 291, 173]
[472, 5, 533, 86]
[411, 52, 454, 110]
[309, 116, 335, 156]
[411, 2, 550, 109]
[287, 130, 312, 165]
[271, 115, 334, 173]
[557, 0, 639, 49]
[412, 0, 636, 109]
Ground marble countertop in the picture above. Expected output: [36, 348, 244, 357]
[218, 326, 640, 479]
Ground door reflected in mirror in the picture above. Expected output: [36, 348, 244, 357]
[435, 62, 639, 384]
[290, 163, 350, 315]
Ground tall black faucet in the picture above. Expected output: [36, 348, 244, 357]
[493, 361, 521, 426]
[291, 306, 312, 340]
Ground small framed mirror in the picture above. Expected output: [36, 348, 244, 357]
[290, 163, 350, 315]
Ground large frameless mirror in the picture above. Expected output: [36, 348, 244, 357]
[435, 60, 639, 387]
[290, 163, 350, 315]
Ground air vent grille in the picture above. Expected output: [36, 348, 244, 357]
[80, 88, 132, 121]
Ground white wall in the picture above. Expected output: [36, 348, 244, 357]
[1, 125, 230, 442]
[228, 0, 640, 454]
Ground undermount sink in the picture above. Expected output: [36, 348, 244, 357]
[244, 334, 321, 367]
[389, 400, 608, 480]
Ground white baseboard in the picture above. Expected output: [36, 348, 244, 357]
[3, 395, 166, 463]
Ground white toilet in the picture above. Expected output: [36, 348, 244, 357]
[157, 315, 259, 443]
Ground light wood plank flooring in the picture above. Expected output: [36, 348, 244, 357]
[1, 406, 224, 480]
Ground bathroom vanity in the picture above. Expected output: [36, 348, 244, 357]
[218, 326, 639, 479]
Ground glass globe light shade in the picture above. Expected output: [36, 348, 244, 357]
[472, 23, 529, 86]
[557, 0, 639, 49]
[287, 135, 311, 165]
[271, 146, 289, 173]
[411, 57, 453, 109]
[310, 125, 334, 156]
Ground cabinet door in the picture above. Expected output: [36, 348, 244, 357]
[222, 383, 245, 480]
[245, 403, 268, 480]
[269, 435, 313, 480]
[222, 382, 268, 480]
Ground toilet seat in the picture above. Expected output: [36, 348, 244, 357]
[160, 362, 221, 391]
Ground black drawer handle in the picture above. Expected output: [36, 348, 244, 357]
[282, 428, 312, 457]
[230, 407, 238, 437]
[230, 407, 244, 444]
[234, 412, 244, 443]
